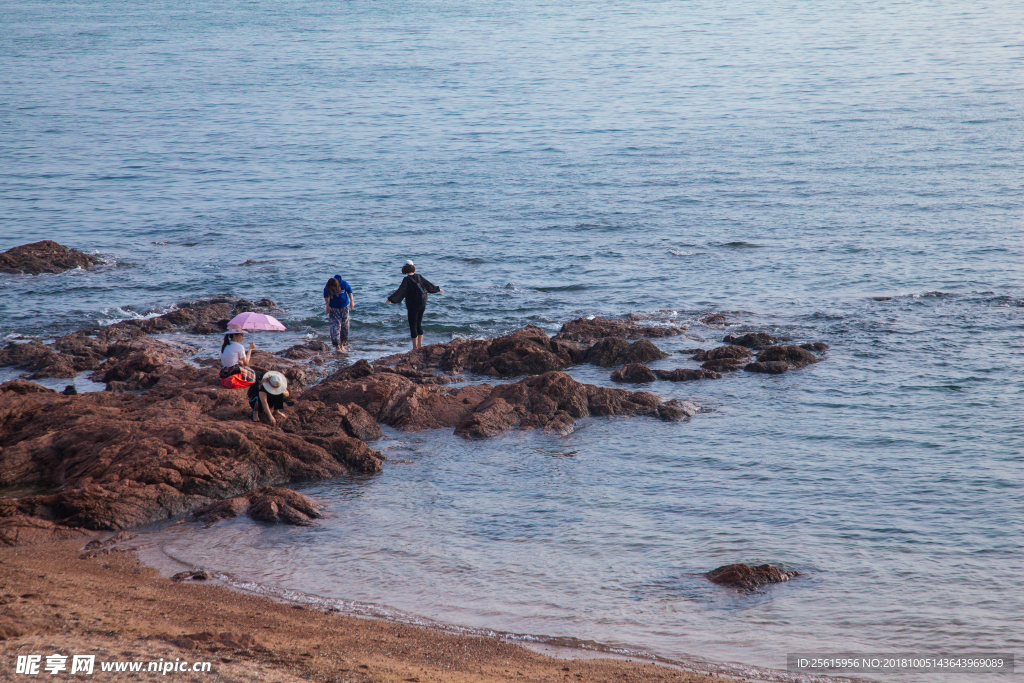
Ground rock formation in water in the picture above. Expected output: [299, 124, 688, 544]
[0, 240, 100, 275]
[0, 308, 827, 543]
[723, 332, 790, 349]
[705, 563, 800, 589]
[744, 344, 824, 375]
[611, 363, 658, 383]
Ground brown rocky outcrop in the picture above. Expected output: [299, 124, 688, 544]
[376, 325, 577, 379]
[611, 363, 658, 383]
[0, 241, 100, 275]
[454, 371, 666, 439]
[744, 344, 823, 375]
[706, 563, 800, 590]
[584, 338, 668, 367]
[653, 368, 723, 382]
[554, 316, 686, 343]
[0, 341, 77, 379]
[193, 486, 322, 527]
[0, 377, 382, 533]
[301, 371, 494, 432]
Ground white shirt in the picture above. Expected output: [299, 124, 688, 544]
[220, 341, 246, 367]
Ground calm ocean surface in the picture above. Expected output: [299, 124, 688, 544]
[1, 0, 1022, 679]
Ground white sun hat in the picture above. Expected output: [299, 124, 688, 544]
[261, 371, 288, 395]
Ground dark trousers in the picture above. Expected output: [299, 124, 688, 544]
[407, 306, 425, 338]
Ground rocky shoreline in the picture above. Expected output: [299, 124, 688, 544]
[1, 278, 824, 593]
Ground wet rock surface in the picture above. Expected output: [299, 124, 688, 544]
[706, 563, 800, 590]
[0, 241, 100, 275]
[193, 486, 322, 527]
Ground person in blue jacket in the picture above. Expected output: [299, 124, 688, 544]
[324, 274, 355, 352]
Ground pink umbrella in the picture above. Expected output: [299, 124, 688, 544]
[228, 312, 287, 331]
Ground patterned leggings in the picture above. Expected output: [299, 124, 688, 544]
[329, 306, 350, 346]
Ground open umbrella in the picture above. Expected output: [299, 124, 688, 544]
[227, 312, 287, 331]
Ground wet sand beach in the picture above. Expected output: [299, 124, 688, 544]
[0, 540, 744, 683]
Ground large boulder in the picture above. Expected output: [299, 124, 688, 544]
[706, 563, 800, 590]
[585, 338, 668, 367]
[0, 241, 99, 275]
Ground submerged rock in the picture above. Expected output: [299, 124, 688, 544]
[611, 363, 658, 383]
[706, 563, 800, 590]
[656, 399, 699, 421]
[0, 240, 100, 275]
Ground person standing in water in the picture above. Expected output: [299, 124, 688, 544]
[385, 260, 442, 350]
[324, 274, 355, 352]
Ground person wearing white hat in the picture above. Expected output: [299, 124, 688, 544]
[219, 322, 256, 388]
[385, 260, 443, 350]
[248, 370, 290, 428]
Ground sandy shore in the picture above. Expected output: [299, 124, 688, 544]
[0, 540, 747, 683]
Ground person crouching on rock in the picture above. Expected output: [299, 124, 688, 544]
[385, 260, 442, 351]
[219, 323, 256, 389]
[324, 275, 355, 353]
[249, 370, 289, 428]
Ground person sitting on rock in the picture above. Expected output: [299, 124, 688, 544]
[248, 370, 289, 428]
[384, 260, 443, 351]
[219, 323, 256, 389]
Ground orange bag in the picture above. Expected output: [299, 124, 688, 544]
[221, 374, 254, 390]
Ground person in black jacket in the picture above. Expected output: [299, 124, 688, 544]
[385, 260, 443, 350]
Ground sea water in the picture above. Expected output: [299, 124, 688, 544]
[1, 0, 1021, 680]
